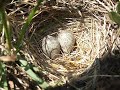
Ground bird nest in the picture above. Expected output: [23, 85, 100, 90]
[10, 0, 120, 87]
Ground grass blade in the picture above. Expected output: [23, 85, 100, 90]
[19, 59, 49, 89]
[16, 0, 43, 53]
[0, 13, 3, 33]
[0, 7, 11, 52]
[0, 62, 8, 90]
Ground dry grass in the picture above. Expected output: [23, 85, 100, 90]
[7, 0, 120, 89]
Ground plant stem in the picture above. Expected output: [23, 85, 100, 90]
[0, 7, 11, 52]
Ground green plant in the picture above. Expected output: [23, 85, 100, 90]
[16, 0, 43, 53]
[109, 2, 120, 25]
[0, 0, 49, 89]
[0, 62, 8, 90]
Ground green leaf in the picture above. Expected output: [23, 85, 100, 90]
[0, 62, 8, 90]
[117, 2, 120, 14]
[19, 59, 49, 89]
[109, 11, 120, 25]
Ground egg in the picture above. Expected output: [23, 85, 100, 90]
[42, 35, 60, 59]
[58, 30, 75, 53]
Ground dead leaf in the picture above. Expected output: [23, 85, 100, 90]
[0, 55, 17, 62]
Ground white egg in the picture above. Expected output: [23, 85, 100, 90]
[42, 35, 60, 59]
[58, 30, 75, 53]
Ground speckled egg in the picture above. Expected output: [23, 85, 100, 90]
[42, 35, 60, 59]
[58, 30, 75, 54]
